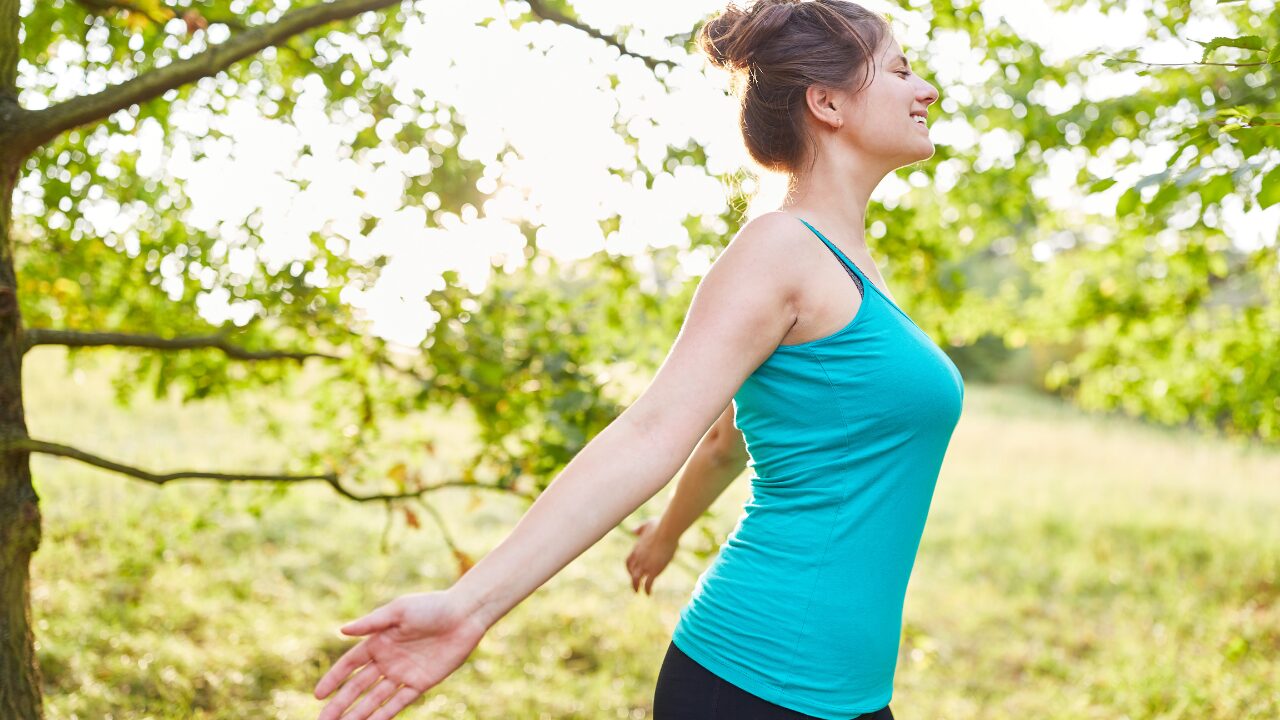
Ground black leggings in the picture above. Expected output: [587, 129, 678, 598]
[653, 641, 895, 720]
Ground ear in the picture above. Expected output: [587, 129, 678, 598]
[804, 85, 842, 130]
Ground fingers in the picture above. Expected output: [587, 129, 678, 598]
[368, 685, 423, 720]
[317, 662, 380, 720]
[645, 574, 656, 596]
[315, 639, 371, 699]
[346, 678, 401, 720]
[342, 600, 401, 637]
[632, 567, 649, 594]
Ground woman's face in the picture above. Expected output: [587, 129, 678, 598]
[839, 34, 940, 168]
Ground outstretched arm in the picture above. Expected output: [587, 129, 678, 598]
[314, 212, 803, 720]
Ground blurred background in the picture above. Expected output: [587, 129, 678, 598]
[4, 0, 1278, 717]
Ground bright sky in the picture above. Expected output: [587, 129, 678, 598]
[18, 0, 1279, 348]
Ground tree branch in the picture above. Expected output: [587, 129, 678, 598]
[523, 0, 673, 72]
[21, 325, 434, 384]
[1, 434, 535, 503]
[14, 0, 404, 155]
[22, 327, 342, 361]
[1121, 58, 1274, 68]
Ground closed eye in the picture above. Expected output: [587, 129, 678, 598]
[896, 70, 910, 78]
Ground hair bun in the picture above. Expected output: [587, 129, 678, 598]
[699, 1, 800, 73]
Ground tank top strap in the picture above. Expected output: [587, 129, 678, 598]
[792, 215, 926, 333]
[794, 217, 871, 285]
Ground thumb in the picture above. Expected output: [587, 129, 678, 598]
[341, 600, 401, 636]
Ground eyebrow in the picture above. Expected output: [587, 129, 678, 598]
[892, 53, 910, 67]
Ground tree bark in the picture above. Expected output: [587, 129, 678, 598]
[1, 0, 41, 708]
[0, 0, 41, 710]
[0, 151, 42, 718]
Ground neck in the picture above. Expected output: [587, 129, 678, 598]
[778, 152, 890, 251]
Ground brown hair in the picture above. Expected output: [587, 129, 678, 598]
[698, 0, 892, 176]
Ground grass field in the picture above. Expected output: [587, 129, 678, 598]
[23, 345, 1280, 719]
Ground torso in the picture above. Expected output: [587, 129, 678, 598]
[671, 211, 966, 717]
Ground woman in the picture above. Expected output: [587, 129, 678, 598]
[313, 1, 957, 718]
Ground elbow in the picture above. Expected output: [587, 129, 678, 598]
[707, 434, 748, 471]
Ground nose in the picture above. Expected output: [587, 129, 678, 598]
[919, 80, 939, 107]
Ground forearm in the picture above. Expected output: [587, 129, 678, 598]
[652, 440, 744, 546]
[448, 408, 688, 631]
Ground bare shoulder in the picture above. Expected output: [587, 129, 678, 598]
[724, 210, 812, 258]
[712, 211, 812, 306]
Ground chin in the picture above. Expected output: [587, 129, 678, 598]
[909, 139, 935, 163]
[891, 146, 933, 170]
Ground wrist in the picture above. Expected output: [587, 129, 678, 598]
[446, 580, 500, 632]
[652, 516, 684, 547]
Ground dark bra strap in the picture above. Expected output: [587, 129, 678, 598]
[794, 214, 865, 299]
[820, 243, 864, 298]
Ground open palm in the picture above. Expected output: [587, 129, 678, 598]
[314, 590, 488, 720]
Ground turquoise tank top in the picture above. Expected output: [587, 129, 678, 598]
[670, 215, 965, 719]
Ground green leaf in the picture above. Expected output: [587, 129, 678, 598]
[1150, 182, 1181, 214]
[1260, 164, 1280, 209]
[1116, 186, 1142, 215]
[1200, 173, 1235, 207]
[1088, 177, 1119, 193]
[1194, 35, 1266, 63]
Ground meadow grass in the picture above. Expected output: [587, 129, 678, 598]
[24, 346, 1280, 719]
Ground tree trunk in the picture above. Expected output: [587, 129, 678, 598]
[0, 148, 43, 717]
[1, 0, 45, 708]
